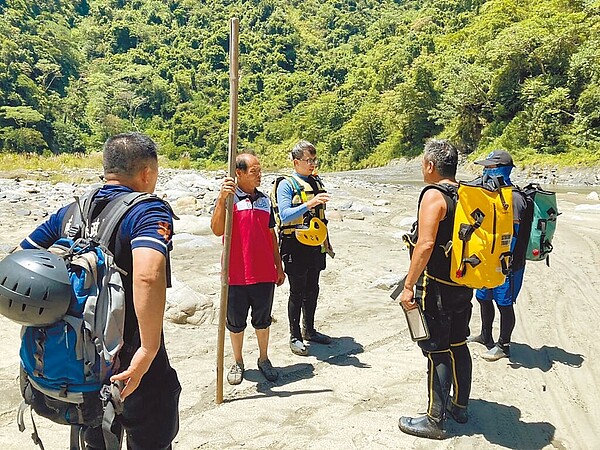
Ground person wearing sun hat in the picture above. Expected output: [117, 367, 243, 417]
[468, 150, 529, 362]
[475, 149, 515, 167]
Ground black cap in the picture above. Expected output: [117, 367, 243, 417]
[475, 150, 514, 167]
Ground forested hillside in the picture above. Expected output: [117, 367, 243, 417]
[1, 0, 598, 169]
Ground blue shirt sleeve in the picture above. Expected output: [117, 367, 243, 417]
[276, 178, 308, 224]
[20, 205, 70, 249]
[121, 200, 174, 257]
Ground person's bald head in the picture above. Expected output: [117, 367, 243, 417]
[236, 152, 259, 171]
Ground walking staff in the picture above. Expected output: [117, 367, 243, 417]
[216, 17, 239, 404]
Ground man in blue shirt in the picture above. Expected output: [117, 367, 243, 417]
[20, 132, 181, 450]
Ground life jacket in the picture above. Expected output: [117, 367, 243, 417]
[271, 174, 327, 236]
[404, 179, 514, 289]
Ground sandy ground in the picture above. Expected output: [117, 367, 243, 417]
[1, 165, 600, 449]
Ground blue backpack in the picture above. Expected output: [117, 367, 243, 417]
[17, 189, 154, 450]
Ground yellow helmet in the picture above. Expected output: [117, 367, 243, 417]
[295, 217, 327, 246]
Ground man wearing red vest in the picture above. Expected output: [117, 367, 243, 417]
[211, 153, 286, 385]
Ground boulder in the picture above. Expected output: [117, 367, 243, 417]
[586, 191, 599, 201]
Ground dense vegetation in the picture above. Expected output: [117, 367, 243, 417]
[1, 0, 598, 169]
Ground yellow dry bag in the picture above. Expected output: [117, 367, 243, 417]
[450, 181, 513, 289]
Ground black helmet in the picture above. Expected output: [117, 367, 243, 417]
[0, 250, 71, 326]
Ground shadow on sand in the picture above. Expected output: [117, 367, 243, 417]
[307, 335, 371, 369]
[227, 362, 332, 402]
[448, 398, 556, 449]
[226, 336, 368, 401]
[507, 342, 584, 372]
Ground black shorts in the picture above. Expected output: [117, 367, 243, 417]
[227, 282, 275, 333]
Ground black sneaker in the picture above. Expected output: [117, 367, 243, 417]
[398, 415, 447, 440]
[304, 330, 332, 344]
[447, 403, 468, 424]
[257, 358, 278, 382]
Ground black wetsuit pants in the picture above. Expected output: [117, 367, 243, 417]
[287, 267, 321, 340]
[418, 278, 473, 420]
[280, 235, 326, 341]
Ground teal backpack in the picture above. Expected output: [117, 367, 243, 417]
[522, 183, 559, 264]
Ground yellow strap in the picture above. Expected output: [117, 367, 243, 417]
[425, 273, 462, 287]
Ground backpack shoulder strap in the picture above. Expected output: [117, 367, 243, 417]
[418, 183, 457, 210]
[60, 188, 102, 238]
[92, 192, 159, 247]
[308, 174, 326, 193]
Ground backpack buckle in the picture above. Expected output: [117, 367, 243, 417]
[99, 381, 124, 415]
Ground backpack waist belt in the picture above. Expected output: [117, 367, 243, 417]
[425, 273, 463, 288]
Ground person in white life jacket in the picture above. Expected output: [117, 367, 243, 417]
[275, 140, 333, 357]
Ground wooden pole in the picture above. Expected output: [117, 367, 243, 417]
[216, 17, 239, 405]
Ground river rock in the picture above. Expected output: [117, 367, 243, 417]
[176, 215, 213, 235]
[176, 195, 198, 207]
[345, 211, 365, 220]
[165, 277, 214, 326]
[373, 199, 391, 206]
